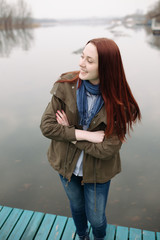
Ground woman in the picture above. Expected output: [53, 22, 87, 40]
[40, 38, 141, 240]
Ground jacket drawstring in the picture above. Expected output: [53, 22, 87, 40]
[65, 149, 77, 187]
[94, 159, 97, 212]
[64, 143, 77, 187]
[64, 142, 70, 186]
[69, 148, 77, 165]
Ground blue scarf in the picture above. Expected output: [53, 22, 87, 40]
[77, 80, 104, 128]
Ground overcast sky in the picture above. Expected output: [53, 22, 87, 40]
[10, 0, 157, 19]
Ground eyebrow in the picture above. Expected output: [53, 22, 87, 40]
[82, 52, 94, 60]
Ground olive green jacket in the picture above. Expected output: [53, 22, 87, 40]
[40, 72, 122, 183]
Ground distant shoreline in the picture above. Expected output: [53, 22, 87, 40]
[0, 14, 153, 31]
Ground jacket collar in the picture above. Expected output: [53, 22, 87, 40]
[50, 77, 107, 127]
[50, 80, 77, 113]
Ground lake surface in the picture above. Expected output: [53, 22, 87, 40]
[0, 23, 160, 232]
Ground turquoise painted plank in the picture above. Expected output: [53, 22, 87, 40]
[129, 228, 142, 240]
[21, 211, 44, 240]
[48, 215, 68, 240]
[0, 206, 13, 228]
[143, 230, 155, 240]
[34, 213, 56, 240]
[89, 228, 94, 240]
[0, 205, 159, 240]
[116, 226, 129, 240]
[156, 232, 160, 240]
[0, 208, 23, 240]
[106, 224, 116, 240]
[61, 217, 76, 240]
[8, 210, 34, 240]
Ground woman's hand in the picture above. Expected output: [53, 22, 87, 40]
[86, 130, 105, 143]
[75, 129, 105, 143]
[56, 110, 70, 126]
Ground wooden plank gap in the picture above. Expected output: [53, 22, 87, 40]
[0, 206, 13, 229]
[20, 211, 45, 240]
[60, 217, 70, 239]
[6, 209, 24, 240]
[0, 208, 23, 240]
[60, 217, 76, 240]
[7, 210, 34, 240]
[34, 213, 56, 240]
[43, 214, 57, 239]
[47, 215, 68, 240]
[156, 232, 160, 240]
[32, 212, 46, 239]
[106, 224, 116, 240]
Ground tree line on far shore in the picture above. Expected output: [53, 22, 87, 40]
[0, 0, 160, 31]
[0, 0, 34, 30]
[145, 0, 160, 23]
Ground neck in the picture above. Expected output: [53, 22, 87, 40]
[88, 79, 100, 85]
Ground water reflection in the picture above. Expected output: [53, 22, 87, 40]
[0, 28, 34, 57]
[106, 22, 160, 50]
[146, 32, 159, 50]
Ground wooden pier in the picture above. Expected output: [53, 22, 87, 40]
[0, 205, 159, 240]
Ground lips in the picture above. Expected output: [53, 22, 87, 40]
[80, 69, 88, 74]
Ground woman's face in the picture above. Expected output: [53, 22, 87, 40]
[79, 42, 99, 85]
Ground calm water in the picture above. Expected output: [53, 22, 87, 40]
[0, 24, 160, 232]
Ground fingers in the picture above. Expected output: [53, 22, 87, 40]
[95, 131, 105, 143]
[61, 110, 68, 122]
[56, 110, 63, 118]
[56, 110, 69, 126]
[86, 131, 105, 143]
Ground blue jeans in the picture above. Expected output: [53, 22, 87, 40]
[59, 174, 110, 240]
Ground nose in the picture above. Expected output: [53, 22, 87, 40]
[79, 57, 86, 68]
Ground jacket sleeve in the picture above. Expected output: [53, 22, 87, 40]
[75, 134, 122, 160]
[40, 95, 76, 142]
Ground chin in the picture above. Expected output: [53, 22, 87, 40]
[79, 72, 88, 80]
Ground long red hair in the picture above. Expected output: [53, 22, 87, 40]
[58, 38, 141, 141]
